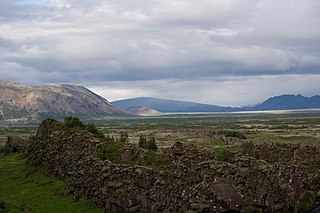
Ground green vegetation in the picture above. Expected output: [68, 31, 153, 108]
[118, 131, 129, 143]
[215, 146, 229, 161]
[0, 153, 102, 213]
[1, 113, 320, 212]
[62, 116, 104, 138]
[86, 123, 105, 139]
[1, 107, 30, 119]
[220, 130, 247, 139]
[139, 135, 158, 151]
[97, 148, 108, 161]
[63, 116, 85, 129]
[96, 135, 164, 170]
[97, 135, 118, 161]
[84, 112, 320, 151]
[214, 146, 236, 162]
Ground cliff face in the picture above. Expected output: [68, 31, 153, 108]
[6, 119, 320, 212]
[0, 80, 129, 120]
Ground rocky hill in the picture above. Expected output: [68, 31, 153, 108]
[4, 119, 320, 212]
[0, 80, 129, 120]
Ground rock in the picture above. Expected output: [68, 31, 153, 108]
[4, 136, 29, 154]
[5, 119, 320, 212]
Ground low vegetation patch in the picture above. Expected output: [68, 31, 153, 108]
[0, 153, 102, 212]
[62, 116, 105, 138]
[218, 130, 247, 139]
[138, 135, 158, 151]
[214, 146, 236, 162]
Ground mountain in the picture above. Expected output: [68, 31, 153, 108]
[250, 94, 320, 110]
[112, 97, 235, 113]
[0, 80, 130, 120]
[125, 106, 161, 116]
[112, 95, 320, 113]
[2, 80, 319, 121]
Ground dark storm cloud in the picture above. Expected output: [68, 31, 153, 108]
[1, 0, 320, 105]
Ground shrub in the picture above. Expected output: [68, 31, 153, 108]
[139, 135, 147, 149]
[143, 152, 157, 165]
[147, 137, 158, 151]
[98, 141, 123, 163]
[219, 130, 247, 139]
[97, 148, 108, 161]
[86, 123, 104, 138]
[215, 147, 229, 161]
[63, 116, 84, 129]
[139, 135, 158, 151]
[119, 131, 129, 143]
[63, 117, 104, 138]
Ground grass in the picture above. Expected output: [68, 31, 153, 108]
[0, 153, 102, 213]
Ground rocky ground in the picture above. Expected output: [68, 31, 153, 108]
[3, 119, 320, 212]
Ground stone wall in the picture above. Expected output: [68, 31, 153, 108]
[6, 119, 320, 212]
[242, 142, 320, 167]
[4, 136, 29, 154]
[26, 120, 244, 212]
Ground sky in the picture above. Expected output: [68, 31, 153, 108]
[0, 0, 320, 106]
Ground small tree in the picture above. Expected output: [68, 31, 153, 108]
[139, 135, 147, 149]
[139, 135, 158, 151]
[119, 131, 129, 143]
[147, 137, 158, 151]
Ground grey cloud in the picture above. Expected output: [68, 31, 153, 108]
[0, 0, 320, 105]
[0, 1, 23, 20]
[0, 37, 18, 51]
[0, 0, 54, 20]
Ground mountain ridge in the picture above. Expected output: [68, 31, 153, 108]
[2, 80, 320, 120]
[0, 80, 130, 120]
[112, 95, 320, 113]
[251, 94, 320, 110]
[112, 97, 236, 113]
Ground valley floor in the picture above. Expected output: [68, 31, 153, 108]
[1, 112, 320, 212]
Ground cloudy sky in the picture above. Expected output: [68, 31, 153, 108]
[0, 0, 320, 106]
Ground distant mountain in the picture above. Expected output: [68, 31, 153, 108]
[250, 94, 320, 110]
[113, 95, 320, 113]
[112, 97, 235, 113]
[2, 80, 319, 122]
[0, 80, 130, 121]
[125, 106, 161, 116]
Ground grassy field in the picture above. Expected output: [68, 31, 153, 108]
[0, 153, 102, 213]
[89, 113, 320, 149]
